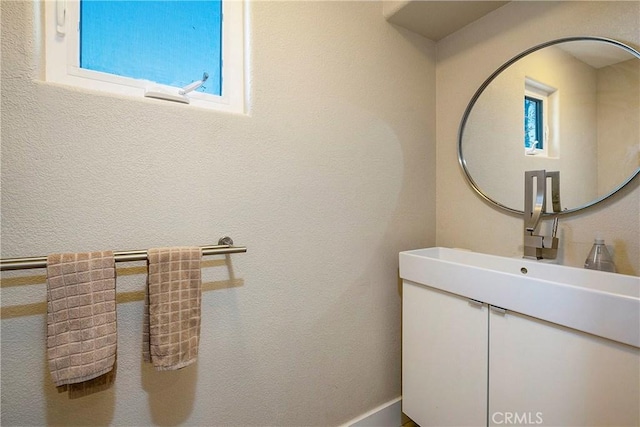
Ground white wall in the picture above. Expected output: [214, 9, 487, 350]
[597, 58, 640, 195]
[0, 1, 436, 425]
[436, 1, 639, 275]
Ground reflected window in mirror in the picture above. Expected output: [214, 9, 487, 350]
[524, 77, 556, 157]
[524, 96, 544, 152]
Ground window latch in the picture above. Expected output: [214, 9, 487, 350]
[56, 0, 66, 36]
[145, 72, 210, 104]
[179, 72, 209, 95]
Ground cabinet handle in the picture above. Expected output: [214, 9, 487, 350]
[468, 299, 484, 308]
[490, 305, 507, 315]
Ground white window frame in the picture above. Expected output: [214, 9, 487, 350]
[45, 0, 245, 113]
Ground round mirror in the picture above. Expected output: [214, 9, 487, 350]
[459, 36, 640, 215]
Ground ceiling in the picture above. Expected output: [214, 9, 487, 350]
[384, 1, 510, 41]
[558, 41, 638, 68]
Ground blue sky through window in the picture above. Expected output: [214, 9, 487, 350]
[80, 0, 222, 96]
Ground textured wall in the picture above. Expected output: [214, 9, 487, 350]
[597, 59, 640, 194]
[436, 1, 640, 275]
[0, 1, 436, 425]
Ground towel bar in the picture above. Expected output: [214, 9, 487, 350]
[0, 237, 246, 271]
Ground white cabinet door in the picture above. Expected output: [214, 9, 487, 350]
[402, 280, 488, 427]
[489, 308, 640, 427]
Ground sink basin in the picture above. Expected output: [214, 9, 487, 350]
[399, 247, 640, 347]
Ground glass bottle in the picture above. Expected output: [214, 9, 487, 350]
[584, 238, 616, 273]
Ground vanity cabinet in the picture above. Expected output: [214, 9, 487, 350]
[403, 280, 640, 427]
[402, 281, 488, 426]
[489, 309, 639, 427]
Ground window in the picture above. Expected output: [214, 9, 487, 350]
[524, 77, 557, 157]
[81, 1, 223, 96]
[45, 0, 245, 113]
[524, 95, 544, 151]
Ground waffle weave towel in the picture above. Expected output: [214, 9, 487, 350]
[46, 251, 117, 387]
[143, 247, 202, 370]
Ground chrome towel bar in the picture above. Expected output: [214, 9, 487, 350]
[0, 237, 246, 271]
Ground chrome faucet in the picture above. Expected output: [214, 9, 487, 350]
[523, 170, 560, 260]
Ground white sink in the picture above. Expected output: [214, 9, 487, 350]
[399, 247, 640, 348]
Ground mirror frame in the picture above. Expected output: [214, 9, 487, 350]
[458, 36, 640, 215]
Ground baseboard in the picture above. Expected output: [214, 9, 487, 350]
[341, 397, 402, 427]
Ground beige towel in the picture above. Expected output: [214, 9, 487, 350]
[46, 251, 117, 387]
[143, 247, 202, 370]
